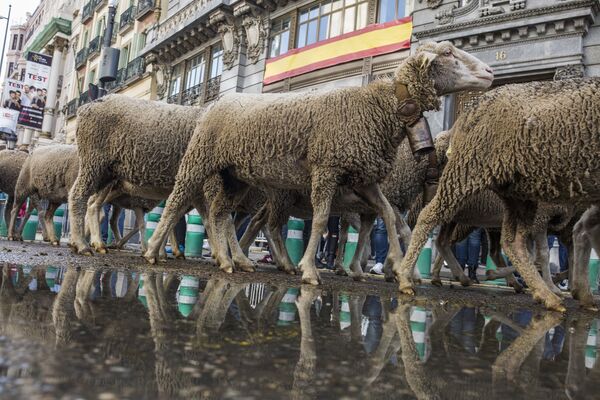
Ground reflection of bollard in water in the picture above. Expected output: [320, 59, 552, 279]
[342, 226, 359, 274]
[144, 201, 165, 246]
[589, 248, 599, 294]
[586, 320, 598, 369]
[277, 288, 299, 326]
[485, 254, 507, 286]
[53, 204, 66, 240]
[285, 218, 304, 266]
[184, 210, 205, 258]
[339, 294, 351, 330]
[137, 275, 148, 308]
[0, 200, 7, 237]
[22, 209, 39, 241]
[45, 266, 59, 291]
[416, 235, 432, 279]
[410, 306, 427, 360]
[548, 238, 560, 274]
[178, 275, 200, 317]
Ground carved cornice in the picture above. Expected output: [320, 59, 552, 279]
[234, 1, 268, 64]
[416, 0, 598, 38]
[144, 53, 172, 99]
[209, 9, 239, 69]
[554, 64, 585, 80]
[419, 0, 443, 8]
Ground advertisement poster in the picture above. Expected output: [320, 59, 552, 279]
[0, 108, 19, 133]
[16, 51, 53, 129]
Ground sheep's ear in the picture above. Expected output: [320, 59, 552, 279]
[417, 51, 438, 69]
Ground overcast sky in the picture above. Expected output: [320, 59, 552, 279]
[0, 1, 41, 79]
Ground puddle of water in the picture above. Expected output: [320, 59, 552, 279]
[0, 263, 599, 399]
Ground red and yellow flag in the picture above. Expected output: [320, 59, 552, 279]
[264, 16, 412, 85]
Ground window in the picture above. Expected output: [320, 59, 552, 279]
[11, 34, 17, 50]
[297, 0, 368, 49]
[169, 64, 183, 96]
[20, 68, 25, 81]
[186, 53, 206, 89]
[379, 0, 409, 23]
[8, 62, 14, 77]
[119, 45, 130, 68]
[210, 45, 223, 79]
[82, 31, 89, 48]
[88, 69, 97, 85]
[269, 17, 291, 58]
[18, 34, 23, 50]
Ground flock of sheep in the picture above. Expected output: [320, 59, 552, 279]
[1, 40, 599, 313]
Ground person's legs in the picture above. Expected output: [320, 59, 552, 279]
[370, 217, 388, 274]
[101, 204, 111, 243]
[326, 216, 340, 269]
[466, 228, 482, 282]
[454, 237, 468, 269]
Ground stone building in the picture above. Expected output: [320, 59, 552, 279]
[4, 21, 27, 81]
[412, 0, 600, 129]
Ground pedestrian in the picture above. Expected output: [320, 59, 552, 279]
[369, 217, 388, 275]
[454, 228, 483, 283]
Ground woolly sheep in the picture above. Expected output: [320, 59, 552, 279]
[145, 41, 494, 285]
[397, 78, 600, 312]
[0, 149, 29, 234]
[8, 145, 79, 244]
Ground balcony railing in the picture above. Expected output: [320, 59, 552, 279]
[125, 57, 145, 81]
[78, 91, 91, 107]
[82, 2, 93, 23]
[75, 48, 88, 69]
[136, 0, 155, 20]
[181, 83, 204, 105]
[88, 36, 101, 58]
[119, 6, 135, 31]
[167, 93, 179, 104]
[65, 99, 78, 119]
[105, 68, 125, 91]
[205, 76, 221, 102]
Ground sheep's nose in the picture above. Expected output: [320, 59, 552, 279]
[485, 67, 494, 75]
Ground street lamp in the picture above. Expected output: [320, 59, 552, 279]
[97, 0, 120, 97]
[0, 5, 12, 79]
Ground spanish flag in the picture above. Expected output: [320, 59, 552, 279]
[264, 16, 412, 85]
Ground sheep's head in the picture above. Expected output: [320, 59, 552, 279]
[417, 41, 494, 95]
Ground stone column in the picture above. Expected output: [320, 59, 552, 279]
[41, 38, 67, 139]
[20, 128, 35, 151]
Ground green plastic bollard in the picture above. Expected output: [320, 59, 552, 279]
[144, 201, 165, 245]
[184, 210, 205, 258]
[589, 248, 599, 294]
[410, 306, 427, 360]
[22, 208, 39, 241]
[138, 275, 148, 309]
[286, 218, 305, 266]
[339, 293, 351, 330]
[178, 275, 200, 317]
[0, 207, 7, 237]
[586, 320, 598, 369]
[277, 288, 299, 326]
[416, 235, 432, 279]
[342, 226, 359, 273]
[53, 204, 66, 240]
[485, 254, 506, 286]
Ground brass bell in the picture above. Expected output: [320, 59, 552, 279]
[407, 117, 434, 156]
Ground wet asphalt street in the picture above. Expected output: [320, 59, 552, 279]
[1, 240, 599, 399]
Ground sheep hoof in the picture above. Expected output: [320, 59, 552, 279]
[144, 254, 158, 265]
[277, 265, 297, 275]
[399, 286, 416, 296]
[350, 273, 366, 282]
[175, 253, 186, 260]
[78, 247, 94, 256]
[335, 267, 348, 276]
[510, 281, 524, 294]
[236, 262, 256, 273]
[301, 275, 322, 286]
[431, 278, 443, 287]
[535, 292, 565, 313]
[220, 263, 234, 274]
[572, 289, 595, 307]
[385, 273, 397, 283]
[459, 277, 472, 287]
[51, 241, 60, 246]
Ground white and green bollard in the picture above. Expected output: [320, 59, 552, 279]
[145, 201, 165, 245]
[45, 266, 59, 291]
[410, 306, 427, 360]
[339, 294, 351, 330]
[22, 208, 39, 241]
[53, 204, 66, 240]
[586, 320, 598, 369]
[184, 210, 205, 258]
[589, 248, 599, 294]
[416, 235, 432, 279]
[178, 275, 200, 317]
[342, 226, 359, 274]
[0, 199, 7, 237]
[138, 275, 148, 309]
[277, 288, 299, 326]
[286, 218, 305, 266]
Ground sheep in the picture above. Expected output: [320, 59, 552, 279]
[0, 149, 29, 236]
[396, 78, 600, 312]
[68, 94, 203, 256]
[572, 205, 600, 302]
[144, 41, 494, 286]
[8, 145, 79, 244]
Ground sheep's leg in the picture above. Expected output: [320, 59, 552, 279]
[431, 254, 444, 286]
[394, 206, 412, 252]
[334, 216, 349, 275]
[265, 207, 296, 275]
[571, 208, 597, 308]
[88, 187, 119, 254]
[68, 165, 110, 255]
[3, 196, 13, 237]
[433, 222, 471, 287]
[532, 231, 562, 296]
[7, 191, 29, 241]
[346, 213, 375, 282]
[169, 228, 185, 259]
[486, 230, 522, 292]
[238, 204, 269, 255]
[108, 204, 123, 245]
[298, 173, 339, 285]
[43, 202, 60, 245]
[114, 225, 138, 249]
[501, 213, 565, 312]
[353, 183, 414, 284]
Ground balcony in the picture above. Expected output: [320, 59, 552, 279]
[119, 6, 135, 32]
[93, 0, 106, 11]
[88, 36, 101, 59]
[78, 91, 91, 107]
[75, 47, 88, 69]
[181, 83, 204, 105]
[105, 68, 125, 91]
[82, 2, 93, 23]
[65, 99, 78, 119]
[124, 57, 145, 81]
[167, 93, 179, 104]
[136, 0, 155, 20]
[205, 76, 221, 102]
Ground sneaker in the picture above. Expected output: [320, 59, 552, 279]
[558, 279, 568, 291]
[369, 263, 384, 275]
[258, 254, 273, 264]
